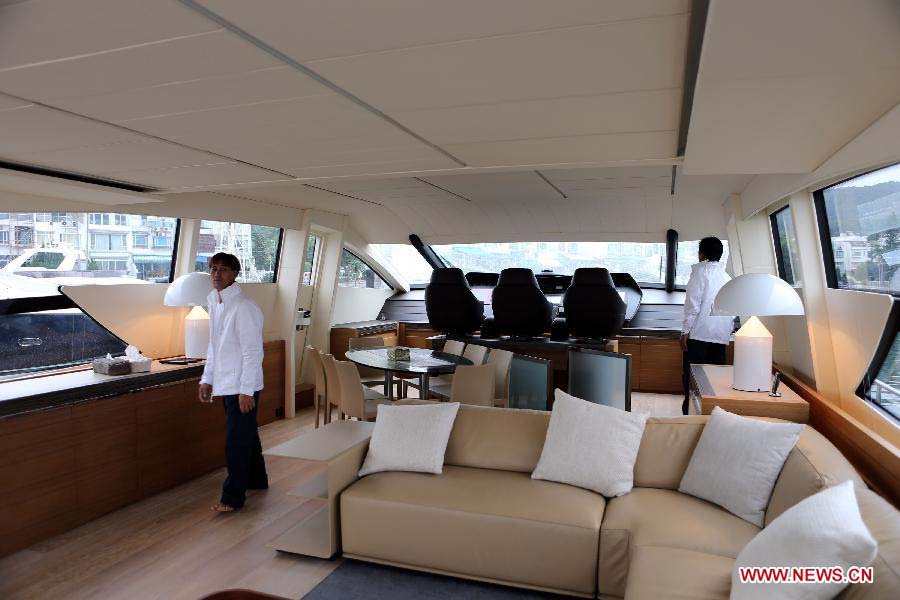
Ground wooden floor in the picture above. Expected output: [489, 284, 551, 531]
[0, 393, 682, 600]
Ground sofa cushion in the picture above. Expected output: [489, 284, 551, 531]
[341, 465, 605, 597]
[633, 416, 707, 489]
[598, 488, 760, 597]
[679, 407, 803, 526]
[765, 426, 865, 525]
[840, 486, 900, 599]
[623, 546, 734, 600]
[444, 405, 550, 473]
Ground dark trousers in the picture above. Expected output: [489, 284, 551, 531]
[682, 339, 727, 414]
[221, 391, 268, 508]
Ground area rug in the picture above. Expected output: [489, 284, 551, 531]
[303, 559, 569, 599]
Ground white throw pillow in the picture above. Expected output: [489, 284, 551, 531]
[731, 480, 878, 600]
[531, 389, 648, 497]
[358, 402, 460, 477]
[679, 406, 803, 526]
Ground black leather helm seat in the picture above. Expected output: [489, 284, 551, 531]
[562, 268, 626, 339]
[491, 268, 553, 337]
[425, 268, 484, 335]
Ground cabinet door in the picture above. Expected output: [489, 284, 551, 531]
[615, 336, 642, 390]
[639, 338, 683, 393]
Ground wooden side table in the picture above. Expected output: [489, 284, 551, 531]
[264, 420, 374, 558]
[689, 364, 809, 423]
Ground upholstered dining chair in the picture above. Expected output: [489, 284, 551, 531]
[486, 348, 514, 408]
[426, 343, 489, 395]
[347, 336, 395, 392]
[443, 339, 465, 357]
[334, 359, 391, 421]
[449, 363, 496, 406]
[320, 353, 343, 423]
[306, 345, 327, 428]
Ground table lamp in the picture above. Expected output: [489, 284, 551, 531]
[712, 273, 804, 392]
[163, 272, 213, 363]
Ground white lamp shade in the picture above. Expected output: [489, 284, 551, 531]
[712, 273, 804, 317]
[184, 305, 210, 358]
[164, 272, 213, 307]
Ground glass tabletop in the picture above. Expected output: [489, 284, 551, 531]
[344, 347, 472, 375]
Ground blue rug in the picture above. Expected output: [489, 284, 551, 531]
[304, 559, 570, 599]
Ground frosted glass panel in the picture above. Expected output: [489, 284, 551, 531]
[567, 350, 631, 411]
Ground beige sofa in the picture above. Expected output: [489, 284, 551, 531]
[340, 406, 900, 599]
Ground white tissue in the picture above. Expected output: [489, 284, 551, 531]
[125, 345, 152, 372]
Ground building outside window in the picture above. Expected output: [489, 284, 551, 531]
[133, 233, 148, 248]
[193, 220, 282, 283]
[153, 235, 172, 248]
[89, 213, 110, 225]
[817, 162, 900, 293]
[338, 249, 391, 289]
[0, 231, 8, 244]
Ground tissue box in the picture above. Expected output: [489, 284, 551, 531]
[386, 347, 410, 361]
[92, 357, 132, 376]
[129, 357, 152, 373]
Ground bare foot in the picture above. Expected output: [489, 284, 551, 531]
[211, 502, 236, 513]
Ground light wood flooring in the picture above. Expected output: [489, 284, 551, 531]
[0, 392, 682, 600]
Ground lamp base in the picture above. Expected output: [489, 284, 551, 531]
[160, 357, 205, 365]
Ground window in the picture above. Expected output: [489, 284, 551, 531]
[0, 231, 7, 244]
[51, 212, 67, 222]
[114, 214, 127, 226]
[89, 213, 109, 225]
[338, 249, 391, 289]
[770, 206, 803, 286]
[34, 213, 51, 222]
[372, 244, 434, 285]
[0, 212, 178, 300]
[193, 220, 282, 283]
[302, 233, 322, 285]
[153, 235, 171, 248]
[674, 240, 731, 285]
[815, 163, 900, 294]
[133, 233, 148, 248]
[857, 302, 900, 421]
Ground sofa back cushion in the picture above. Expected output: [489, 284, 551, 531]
[633, 416, 707, 489]
[766, 426, 865, 525]
[444, 405, 549, 472]
[841, 485, 900, 599]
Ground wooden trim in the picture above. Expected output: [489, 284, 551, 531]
[776, 365, 900, 507]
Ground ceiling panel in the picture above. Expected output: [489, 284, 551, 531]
[443, 131, 678, 167]
[49, 66, 327, 123]
[310, 15, 689, 111]
[0, 94, 30, 110]
[197, 0, 690, 62]
[391, 89, 680, 145]
[0, 30, 280, 101]
[0, 0, 217, 70]
[544, 165, 673, 195]
[108, 162, 282, 189]
[683, 0, 900, 174]
[0, 104, 138, 154]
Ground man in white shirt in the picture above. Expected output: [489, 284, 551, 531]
[198, 253, 267, 512]
[681, 237, 734, 414]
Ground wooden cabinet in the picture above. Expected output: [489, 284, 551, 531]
[640, 338, 684, 393]
[0, 341, 285, 558]
[330, 321, 399, 360]
[399, 323, 439, 349]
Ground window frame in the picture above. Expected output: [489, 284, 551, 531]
[814, 162, 900, 297]
[339, 248, 394, 291]
[192, 221, 283, 284]
[770, 205, 801, 287]
[855, 300, 900, 422]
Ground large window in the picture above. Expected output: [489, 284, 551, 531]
[816, 163, 900, 294]
[302, 233, 323, 286]
[372, 244, 434, 285]
[338, 249, 391, 289]
[770, 206, 803, 286]
[193, 220, 282, 283]
[0, 211, 179, 378]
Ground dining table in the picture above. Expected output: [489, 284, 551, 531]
[344, 346, 473, 400]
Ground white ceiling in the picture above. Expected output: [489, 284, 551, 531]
[0, 0, 897, 243]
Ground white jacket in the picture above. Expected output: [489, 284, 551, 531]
[200, 282, 265, 397]
[682, 261, 734, 345]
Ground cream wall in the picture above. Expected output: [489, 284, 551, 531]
[330, 286, 395, 326]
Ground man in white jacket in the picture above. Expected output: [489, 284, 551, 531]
[198, 252, 267, 512]
[681, 237, 734, 414]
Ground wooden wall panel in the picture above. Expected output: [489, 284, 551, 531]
[639, 338, 683, 393]
[617, 337, 642, 391]
[399, 324, 439, 349]
[0, 341, 286, 558]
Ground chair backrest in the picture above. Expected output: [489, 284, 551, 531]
[444, 339, 465, 356]
[450, 364, 495, 406]
[486, 348, 514, 401]
[462, 343, 488, 365]
[306, 346, 326, 401]
[491, 268, 553, 337]
[348, 336, 385, 350]
[321, 353, 342, 409]
[334, 359, 366, 419]
[562, 268, 626, 338]
[425, 267, 484, 335]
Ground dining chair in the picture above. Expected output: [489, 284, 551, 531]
[306, 345, 327, 428]
[486, 348, 514, 408]
[449, 363, 496, 406]
[443, 339, 465, 356]
[348, 336, 397, 394]
[320, 353, 343, 423]
[427, 343, 489, 395]
[334, 359, 391, 421]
